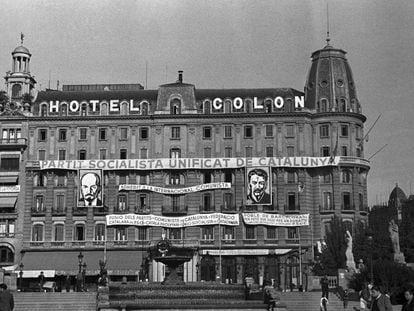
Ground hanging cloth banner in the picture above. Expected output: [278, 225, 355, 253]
[242, 212, 309, 227]
[119, 182, 231, 194]
[106, 212, 240, 227]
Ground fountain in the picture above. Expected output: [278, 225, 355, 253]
[151, 235, 193, 285]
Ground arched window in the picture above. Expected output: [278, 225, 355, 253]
[60, 103, 68, 116]
[170, 98, 181, 115]
[53, 223, 64, 242]
[11, 84, 22, 98]
[285, 98, 293, 112]
[80, 103, 88, 116]
[340, 98, 347, 112]
[341, 169, 352, 183]
[320, 98, 328, 112]
[203, 100, 211, 114]
[0, 246, 14, 264]
[95, 223, 106, 241]
[74, 223, 85, 241]
[40, 104, 48, 117]
[141, 102, 149, 115]
[265, 99, 273, 113]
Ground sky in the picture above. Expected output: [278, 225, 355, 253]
[1, 0, 414, 206]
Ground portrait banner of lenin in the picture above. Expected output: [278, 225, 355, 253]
[78, 169, 103, 207]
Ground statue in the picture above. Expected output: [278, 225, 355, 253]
[388, 219, 400, 254]
[345, 230, 356, 272]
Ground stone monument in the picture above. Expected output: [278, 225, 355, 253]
[345, 230, 356, 273]
[388, 219, 405, 264]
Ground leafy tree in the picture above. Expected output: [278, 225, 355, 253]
[0, 90, 8, 106]
[22, 92, 33, 103]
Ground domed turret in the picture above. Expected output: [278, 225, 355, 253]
[388, 183, 407, 209]
[304, 41, 361, 114]
[13, 45, 31, 55]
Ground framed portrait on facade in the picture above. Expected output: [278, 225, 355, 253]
[245, 166, 272, 205]
[78, 169, 103, 207]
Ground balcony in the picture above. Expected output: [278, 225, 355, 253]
[93, 206, 108, 215]
[341, 205, 356, 213]
[220, 205, 239, 213]
[31, 207, 46, 216]
[52, 207, 66, 216]
[73, 206, 87, 216]
[284, 205, 301, 213]
[161, 205, 188, 216]
[199, 205, 215, 213]
[135, 207, 151, 214]
[0, 138, 27, 151]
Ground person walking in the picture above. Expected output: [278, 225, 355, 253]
[402, 288, 414, 311]
[0, 283, 14, 311]
[370, 285, 392, 311]
[320, 296, 328, 311]
[359, 282, 371, 310]
[320, 275, 329, 299]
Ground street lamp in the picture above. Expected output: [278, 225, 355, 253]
[367, 235, 373, 283]
[78, 251, 84, 273]
[19, 262, 24, 291]
[82, 262, 87, 291]
[196, 262, 200, 282]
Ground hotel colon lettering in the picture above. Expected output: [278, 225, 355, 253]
[0, 39, 369, 290]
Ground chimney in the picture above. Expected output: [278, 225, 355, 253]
[178, 70, 183, 83]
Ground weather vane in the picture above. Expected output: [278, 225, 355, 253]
[20, 32, 24, 45]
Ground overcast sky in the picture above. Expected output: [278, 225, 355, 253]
[1, 0, 414, 206]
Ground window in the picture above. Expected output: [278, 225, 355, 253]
[74, 224, 85, 241]
[322, 192, 332, 210]
[139, 127, 149, 140]
[99, 149, 107, 160]
[201, 226, 214, 240]
[56, 194, 65, 211]
[204, 147, 212, 158]
[137, 227, 147, 240]
[36, 174, 46, 187]
[138, 194, 147, 211]
[266, 227, 277, 240]
[320, 124, 330, 138]
[0, 220, 15, 237]
[79, 128, 87, 140]
[245, 147, 253, 158]
[244, 126, 253, 138]
[224, 126, 232, 138]
[203, 193, 212, 211]
[287, 227, 298, 240]
[139, 174, 148, 185]
[120, 149, 127, 159]
[265, 125, 273, 137]
[32, 224, 44, 241]
[167, 228, 183, 240]
[356, 148, 362, 158]
[118, 195, 127, 212]
[321, 146, 330, 157]
[222, 226, 235, 240]
[342, 169, 352, 183]
[322, 172, 331, 184]
[341, 146, 348, 156]
[78, 149, 87, 160]
[172, 196, 180, 211]
[170, 99, 181, 115]
[356, 125, 362, 140]
[140, 148, 148, 159]
[0, 156, 19, 170]
[287, 172, 296, 184]
[0, 247, 14, 264]
[38, 150, 46, 161]
[95, 224, 106, 241]
[58, 149, 66, 160]
[170, 173, 180, 185]
[170, 148, 181, 158]
[81, 104, 87, 116]
[203, 172, 212, 183]
[171, 127, 180, 139]
[203, 127, 212, 139]
[287, 192, 297, 211]
[266, 146, 273, 157]
[245, 225, 255, 240]
[342, 192, 352, 210]
[58, 129, 67, 141]
[114, 227, 127, 241]
[359, 193, 364, 210]
[38, 129, 47, 141]
[99, 128, 107, 140]
[223, 193, 232, 210]
[340, 124, 349, 137]
[224, 147, 232, 158]
[35, 195, 45, 212]
[120, 128, 128, 140]
[54, 224, 64, 241]
[224, 170, 232, 183]
[286, 125, 294, 137]
[287, 146, 295, 157]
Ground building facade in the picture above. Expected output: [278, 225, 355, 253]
[0, 40, 370, 290]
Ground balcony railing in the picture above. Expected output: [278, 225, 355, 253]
[199, 205, 215, 213]
[220, 205, 239, 212]
[93, 206, 108, 215]
[135, 207, 151, 214]
[161, 205, 188, 216]
[284, 205, 301, 213]
[73, 206, 87, 216]
[52, 207, 66, 216]
[0, 138, 27, 150]
[31, 207, 46, 216]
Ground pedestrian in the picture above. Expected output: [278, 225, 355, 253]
[359, 282, 371, 310]
[64, 274, 71, 292]
[402, 288, 414, 311]
[370, 285, 392, 311]
[320, 295, 328, 311]
[38, 271, 45, 292]
[320, 275, 329, 299]
[0, 283, 14, 311]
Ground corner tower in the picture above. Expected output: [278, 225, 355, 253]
[304, 40, 361, 114]
[4, 34, 36, 102]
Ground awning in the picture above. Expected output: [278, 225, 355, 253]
[21, 250, 146, 276]
[200, 249, 292, 256]
[0, 197, 16, 208]
[0, 175, 18, 184]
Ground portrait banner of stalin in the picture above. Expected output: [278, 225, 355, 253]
[246, 167, 272, 205]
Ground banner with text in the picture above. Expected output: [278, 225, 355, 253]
[36, 156, 339, 170]
[242, 212, 309, 227]
[119, 182, 231, 194]
[106, 213, 240, 227]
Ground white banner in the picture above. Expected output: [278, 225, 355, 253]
[106, 213, 240, 227]
[0, 185, 20, 193]
[242, 212, 309, 227]
[37, 156, 339, 170]
[119, 182, 231, 194]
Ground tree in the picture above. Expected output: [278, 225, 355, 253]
[0, 90, 8, 106]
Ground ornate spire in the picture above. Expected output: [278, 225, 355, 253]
[326, 2, 331, 46]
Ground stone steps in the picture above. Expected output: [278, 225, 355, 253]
[14, 292, 96, 311]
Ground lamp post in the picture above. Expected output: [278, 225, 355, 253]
[19, 262, 24, 291]
[196, 262, 200, 282]
[367, 235, 373, 283]
[78, 251, 84, 273]
[82, 262, 87, 291]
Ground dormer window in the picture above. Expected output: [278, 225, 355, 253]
[170, 99, 181, 115]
